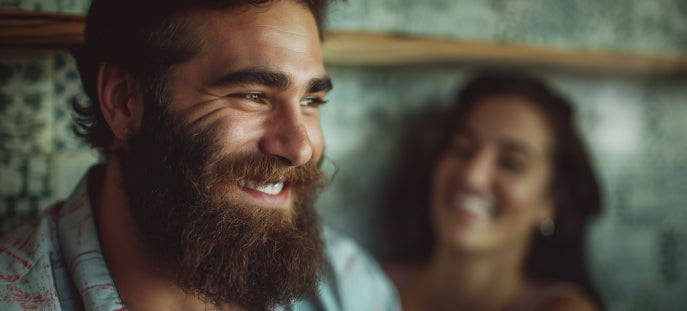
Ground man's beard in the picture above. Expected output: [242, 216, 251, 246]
[119, 103, 327, 310]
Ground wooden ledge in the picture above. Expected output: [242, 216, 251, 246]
[321, 31, 687, 74]
[2, 9, 687, 74]
[0, 9, 84, 48]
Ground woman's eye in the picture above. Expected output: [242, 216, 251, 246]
[300, 97, 328, 108]
[499, 156, 526, 173]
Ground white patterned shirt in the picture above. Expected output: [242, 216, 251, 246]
[0, 167, 400, 311]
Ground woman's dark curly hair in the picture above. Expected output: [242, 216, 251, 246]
[383, 72, 603, 306]
[72, 0, 329, 152]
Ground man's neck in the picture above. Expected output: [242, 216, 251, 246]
[94, 151, 240, 311]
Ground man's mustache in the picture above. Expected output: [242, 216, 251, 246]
[205, 153, 327, 190]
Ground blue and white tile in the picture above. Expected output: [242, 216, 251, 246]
[0, 156, 53, 234]
[0, 0, 90, 14]
[0, 53, 54, 156]
[52, 51, 90, 152]
[51, 151, 99, 201]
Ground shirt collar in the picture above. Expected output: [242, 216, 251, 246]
[58, 166, 125, 310]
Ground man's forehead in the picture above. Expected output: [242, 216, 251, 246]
[182, 2, 324, 83]
[253, 24, 311, 53]
[184, 3, 321, 59]
[165, 1, 327, 96]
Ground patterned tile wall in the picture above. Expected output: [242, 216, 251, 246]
[0, 0, 90, 14]
[327, 0, 687, 55]
[0, 51, 98, 234]
[0, 54, 53, 156]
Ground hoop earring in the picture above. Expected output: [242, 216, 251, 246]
[540, 218, 555, 237]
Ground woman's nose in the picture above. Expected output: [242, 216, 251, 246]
[457, 152, 493, 193]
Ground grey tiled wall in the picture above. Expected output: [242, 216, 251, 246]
[0, 0, 89, 13]
[0, 51, 98, 233]
[326, 0, 687, 55]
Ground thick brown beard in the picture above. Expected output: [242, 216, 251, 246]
[120, 105, 327, 310]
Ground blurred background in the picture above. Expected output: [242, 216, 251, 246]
[1, 0, 686, 310]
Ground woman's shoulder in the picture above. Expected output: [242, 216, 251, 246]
[381, 261, 422, 291]
[509, 279, 599, 311]
[541, 293, 598, 311]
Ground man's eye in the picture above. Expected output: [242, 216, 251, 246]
[300, 97, 328, 108]
[231, 93, 265, 103]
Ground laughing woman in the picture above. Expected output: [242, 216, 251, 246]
[384, 74, 602, 311]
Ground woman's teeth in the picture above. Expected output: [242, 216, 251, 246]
[453, 195, 493, 218]
[241, 180, 285, 195]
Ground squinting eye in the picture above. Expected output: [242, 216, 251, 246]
[229, 92, 265, 104]
[300, 97, 328, 108]
[499, 157, 526, 173]
[242, 93, 263, 102]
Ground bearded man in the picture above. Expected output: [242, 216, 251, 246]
[0, 0, 399, 310]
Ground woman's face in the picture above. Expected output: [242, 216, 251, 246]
[430, 95, 555, 255]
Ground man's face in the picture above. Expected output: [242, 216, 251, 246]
[168, 1, 329, 210]
[120, 2, 330, 310]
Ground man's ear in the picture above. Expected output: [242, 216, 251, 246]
[97, 63, 144, 141]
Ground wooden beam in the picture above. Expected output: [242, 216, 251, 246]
[1, 10, 686, 74]
[321, 31, 687, 74]
[0, 9, 84, 48]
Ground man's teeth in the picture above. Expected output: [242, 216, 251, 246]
[453, 195, 493, 217]
[241, 180, 285, 195]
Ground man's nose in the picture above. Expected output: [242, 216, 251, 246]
[258, 104, 313, 166]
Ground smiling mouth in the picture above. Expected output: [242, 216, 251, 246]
[240, 180, 286, 195]
[451, 194, 495, 219]
[238, 179, 290, 207]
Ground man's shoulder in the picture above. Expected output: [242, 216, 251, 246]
[0, 202, 64, 278]
[0, 202, 65, 309]
[311, 227, 400, 311]
[321, 226, 371, 263]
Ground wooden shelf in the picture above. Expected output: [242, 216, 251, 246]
[2, 9, 687, 74]
[321, 31, 687, 74]
[0, 9, 84, 48]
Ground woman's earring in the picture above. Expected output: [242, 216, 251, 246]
[540, 218, 555, 237]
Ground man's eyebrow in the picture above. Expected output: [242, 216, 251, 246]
[211, 68, 332, 93]
[308, 76, 333, 93]
[212, 68, 290, 90]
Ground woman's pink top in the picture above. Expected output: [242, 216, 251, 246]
[386, 263, 586, 311]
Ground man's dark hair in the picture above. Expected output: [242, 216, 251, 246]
[72, 0, 328, 152]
